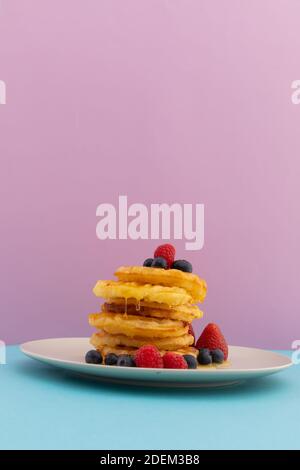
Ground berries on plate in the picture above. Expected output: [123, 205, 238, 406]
[104, 353, 119, 366]
[163, 352, 188, 369]
[151, 257, 168, 269]
[154, 244, 175, 268]
[135, 345, 164, 368]
[211, 348, 225, 364]
[117, 355, 136, 367]
[183, 354, 198, 369]
[143, 258, 154, 267]
[85, 350, 103, 364]
[196, 323, 228, 360]
[172, 259, 193, 273]
[197, 348, 212, 365]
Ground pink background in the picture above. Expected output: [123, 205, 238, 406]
[1, 0, 299, 347]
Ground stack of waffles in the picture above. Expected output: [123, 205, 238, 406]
[89, 266, 207, 358]
[89, 266, 207, 359]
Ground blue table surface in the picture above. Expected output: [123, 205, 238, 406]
[0, 346, 299, 450]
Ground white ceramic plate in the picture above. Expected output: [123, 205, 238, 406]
[20, 338, 292, 388]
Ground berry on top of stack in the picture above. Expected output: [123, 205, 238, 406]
[86, 244, 228, 369]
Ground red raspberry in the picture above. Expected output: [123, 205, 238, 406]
[135, 345, 163, 368]
[154, 244, 175, 268]
[188, 324, 195, 346]
[163, 352, 188, 369]
[196, 323, 229, 360]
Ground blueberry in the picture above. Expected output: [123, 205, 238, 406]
[199, 348, 210, 355]
[85, 350, 103, 364]
[151, 257, 167, 269]
[197, 349, 212, 365]
[117, 355, 136, 367]
[172, 260, 193, 273]
[183, 354, 198, 369]
[143, 258, 153, 267]
[104, 353, 119, 366]
[211, 348, 224, 364]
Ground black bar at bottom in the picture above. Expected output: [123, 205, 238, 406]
[0, 450, 298, 464]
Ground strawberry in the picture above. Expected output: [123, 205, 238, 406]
[196, 323, 228, 360]
[188, 324, 195, 346]
[154, 244, 175, 269]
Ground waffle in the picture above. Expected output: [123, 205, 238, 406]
[102, 300, 203, 322]
[90, 331, 194, 351]
[115, 266, 207, 302]
[93, 280, 192, 306]
[89, 312, 188, 338]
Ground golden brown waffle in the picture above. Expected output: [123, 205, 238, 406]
[93, 280, 192, 306]
[89, 312, 188, 338]
[90, 331, 194, 351]
[102, 300, 203, 322]
[115, 266, 207, 302]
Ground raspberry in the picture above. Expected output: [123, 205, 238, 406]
[154, 244, 175, 269]
[135, 345, 163, 368]
[163, 352, 188, 369]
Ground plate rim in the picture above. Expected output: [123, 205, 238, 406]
[20, 337, 293, 374]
